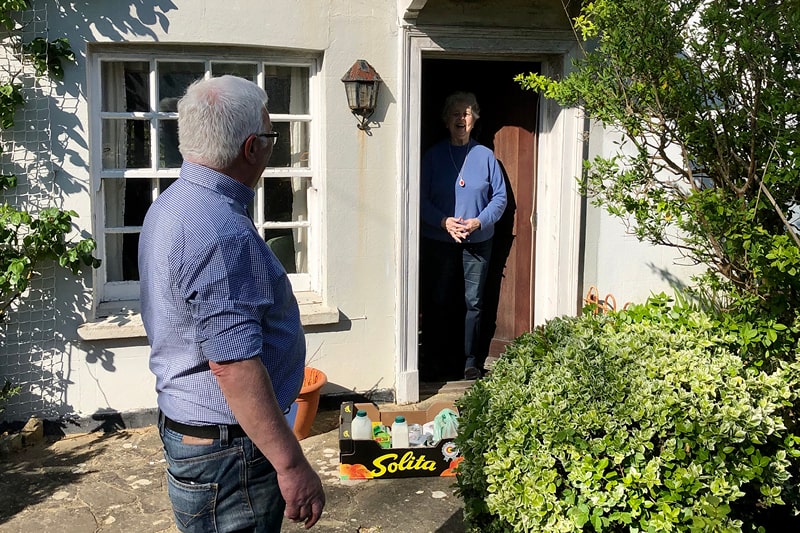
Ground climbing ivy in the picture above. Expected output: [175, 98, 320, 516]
[0, 6, 100, 321]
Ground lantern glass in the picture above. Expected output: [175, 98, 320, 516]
[344, 81, 378, 112]
[358, 82, 378, 110]
[343, 81, 359, 110]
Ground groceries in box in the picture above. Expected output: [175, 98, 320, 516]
[339, 401, 463, 479]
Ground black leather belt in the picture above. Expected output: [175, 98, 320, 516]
[162, 413, 248, 440]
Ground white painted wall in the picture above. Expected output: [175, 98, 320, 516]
[1, 0, 698, 422]
[5, 0, 403, 420]
[582, 123, 703, 308]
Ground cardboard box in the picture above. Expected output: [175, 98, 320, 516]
[339, 400, 462, 479]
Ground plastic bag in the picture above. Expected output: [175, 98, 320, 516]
[408, 423, 427, 446]
[433, 408, 459, 442]
[422, 421, 436, 445]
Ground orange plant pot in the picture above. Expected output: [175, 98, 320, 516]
[293, 367, 327, 440]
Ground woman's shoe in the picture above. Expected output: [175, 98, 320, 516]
[464, 366, 482, 381]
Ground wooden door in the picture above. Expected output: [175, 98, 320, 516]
[482, 125, 537, 358]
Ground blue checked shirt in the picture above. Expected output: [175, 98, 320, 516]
[139, 161, 305, 426]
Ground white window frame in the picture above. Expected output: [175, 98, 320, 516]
[87, 46, 322, 311]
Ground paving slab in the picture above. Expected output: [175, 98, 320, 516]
[0, 424, 177, 533]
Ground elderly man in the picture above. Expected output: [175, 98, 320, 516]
[139, 75, 325, 532]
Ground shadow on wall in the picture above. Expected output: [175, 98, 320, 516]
[0, 275, 143, 434]
[0, 1, 179, 425]
[1, 273, 88, 428]
[647, 262, 694, 294]
[50, 0, 179, 173]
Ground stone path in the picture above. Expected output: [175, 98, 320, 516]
[0, 426, 177, 532]
[0, 381, 471, 532]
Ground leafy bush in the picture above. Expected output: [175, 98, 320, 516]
[684, 274, 800, 372]
[516, 0, 800, 369]
[456, 296, 800, 532]
[0, 379, 19, 413]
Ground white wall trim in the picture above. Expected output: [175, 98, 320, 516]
[533, 53, 586, 323]
[397, 0, 429, 23]
[395, 27, 422, 405]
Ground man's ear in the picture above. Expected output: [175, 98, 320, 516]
[242, 135, 258, 163]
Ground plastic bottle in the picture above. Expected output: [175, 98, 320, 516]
[351, 409, 373, 440]
[391, 415, 410, 448]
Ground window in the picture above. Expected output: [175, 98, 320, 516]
[91, 49, 319, 305]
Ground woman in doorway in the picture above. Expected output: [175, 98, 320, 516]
[420, 92, 507, 381]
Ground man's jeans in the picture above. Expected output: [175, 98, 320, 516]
[158, 418, 285, 532]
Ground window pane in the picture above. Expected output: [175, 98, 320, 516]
[101, 61, 149, 112]
[160, 177, 177, 192]
[104, 179, 125, 227]
[104, 178, 153, 227]
[158, 118, 182, 168]
[102, 118, 151, 169]
[212, 62, 257, 81]
[105, 233, 141, 282]
[264, 66, 309, 114]
[265, 227, 307, 274]
[124, 180, 152, 227]
[158, 61, 205, 103]
[268, 121, 308, 168]
[263, 177, 308, 222]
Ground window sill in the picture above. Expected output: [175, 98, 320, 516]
[77, 293, 340, 341]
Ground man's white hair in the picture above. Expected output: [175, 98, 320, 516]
[178, 75, 269, 169]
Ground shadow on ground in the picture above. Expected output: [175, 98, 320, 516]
[0, 431, 133, 526]
[435, 509, 465, 532]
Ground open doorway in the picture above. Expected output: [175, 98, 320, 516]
[418, 57, 541, 382]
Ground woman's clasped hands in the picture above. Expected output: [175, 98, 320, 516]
[442, 216, 480, 243]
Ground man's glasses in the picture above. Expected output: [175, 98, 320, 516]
[256, 131, 279, 142]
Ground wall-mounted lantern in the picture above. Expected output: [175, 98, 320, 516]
[341, 59, 382, 131]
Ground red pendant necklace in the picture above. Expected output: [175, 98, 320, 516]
[449, 140, 471, 187]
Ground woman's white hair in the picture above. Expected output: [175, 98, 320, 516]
[441, 91, 481, 122]
[178, 75, 269, 169]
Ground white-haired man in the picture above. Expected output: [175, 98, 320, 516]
[139, 75, 325, 532]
